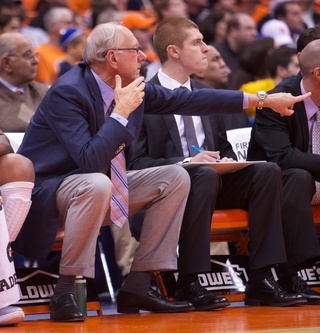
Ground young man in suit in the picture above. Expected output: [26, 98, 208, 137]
[12, 21, 310, 321]
[130, 17, 319, 309]
[248, 38, 320, 303]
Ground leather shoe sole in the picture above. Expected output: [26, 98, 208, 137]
[50, 293, 85, 322]
[117, 288, 194, 314]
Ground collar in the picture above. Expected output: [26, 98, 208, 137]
[157, 68, 191, 90]
[301, 80, 318, 121]
[90, 69, 114, 107]
[0, 77, 25, 94]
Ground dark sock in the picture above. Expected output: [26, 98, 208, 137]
[177, 273, 198, 286]
[277, 266, 298, 281]
[249, 267, 272, 284]
[121, 271, 152, 296]
[53, 274, 76, 301]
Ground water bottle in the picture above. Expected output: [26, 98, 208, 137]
[75, 276, 87, 316]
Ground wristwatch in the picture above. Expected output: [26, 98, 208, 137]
[257, 90, 268, 110]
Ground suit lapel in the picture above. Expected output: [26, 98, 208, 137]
[149, 74, 184, 155]
[82, 64, 105, 130]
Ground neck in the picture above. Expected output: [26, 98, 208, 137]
[303, 77, 320, 107]
[161, 63, 190, 84]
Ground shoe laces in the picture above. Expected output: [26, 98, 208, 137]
[291, 276, 310, 292]
[192, 280, 208, 297]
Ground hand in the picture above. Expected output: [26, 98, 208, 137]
[191, 150, 221, 163]
[263, 92, 311, 116]
[113, 75, 145, 118]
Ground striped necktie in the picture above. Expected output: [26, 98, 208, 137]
[108, 100, 129, 227]
[312, 109, 320, 205]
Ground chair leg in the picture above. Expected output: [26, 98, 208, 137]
[98, 240, 116, 302]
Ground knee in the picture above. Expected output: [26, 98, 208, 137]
[81, 173, 112, 201]
[191, 167, 220, 192]
[166, 165, 191, 190]
[0, 153, 35, 183]
[283, 168, 315, 193]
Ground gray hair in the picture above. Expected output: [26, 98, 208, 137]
[83, 22, 125, 65]
[44, 7, 74, 31]
[0, 32, 30, 59]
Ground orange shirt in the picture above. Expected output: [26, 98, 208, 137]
[34, 43, 66, 85]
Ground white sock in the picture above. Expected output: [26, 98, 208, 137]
[1, 181, 34, 242]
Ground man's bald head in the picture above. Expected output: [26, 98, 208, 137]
[299, 39, 320, 77]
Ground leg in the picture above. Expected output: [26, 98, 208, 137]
[217, 163, 305, 306]
[175, 167, 229, 310]
[117, 165, 194, 313]
[0, 154, 34, 242]
[278, 169, 320, 304]
[51, 173, 112, 322]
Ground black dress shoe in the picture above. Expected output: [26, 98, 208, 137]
[245, 277, 307, 307]
[117, 288, 194, 314]
[50, 294, 85, 322]
[175, 280, 230, 311]
[279, 275, 320, 305]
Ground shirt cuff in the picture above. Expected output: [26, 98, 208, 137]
[110, 113, 128, 127]
[243, 92, 249, 109]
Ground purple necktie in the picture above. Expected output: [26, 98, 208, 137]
[312, 110, 320, 205]
[108, 100, 129, 227]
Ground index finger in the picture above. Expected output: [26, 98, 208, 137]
[293, 91, 311, 103]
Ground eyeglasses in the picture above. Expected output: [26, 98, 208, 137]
[7, 50, 39, 61]
[103, 47, 141, 57]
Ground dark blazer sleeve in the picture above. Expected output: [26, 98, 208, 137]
[248, 74, 320, 181]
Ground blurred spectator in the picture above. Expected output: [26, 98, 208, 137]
[297, 26, 320, 53]
[260, 18, 295, 48]
[122, 11, 158, 63]
[184, 0, 208, 24]
[153, 0, 188, 23]
[273, 1, 305, 43]
[28, 0, 69, 31]
[192, 45, 250, 129]
[0, 32, 48, 131]
[0, 0, 23, 16]
[57, 27, 87, 77]
[34, 6, 75, 85]
[229, 37, 275, 90]
[198, 8, 232, 44]
[211, 11, 257, 87]
[240, 45, 299, 121]
[0, 13, 21, 33]
[208, 0, 236, 12]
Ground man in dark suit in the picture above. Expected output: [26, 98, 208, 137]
[130, 17, 316, 309]
[248, 39, 320, 304]
[12, 21, 309, 321]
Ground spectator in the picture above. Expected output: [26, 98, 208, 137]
[57, 27, 87, 77]
[198, 8, 232, 44]
[192, 44, 250, 129]
[34, 6, 75, 85]
[0, 130, 34, 326]
[229, 37, 275, 90]
[211, 11, 257, 87]
[0, 13, 21, 34]
[260, 18, 295, 48]
[0, 32, 48, 132]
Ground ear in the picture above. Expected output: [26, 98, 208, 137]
[166, 45, 180, 59]
[105, 50, 118, 69]
[0, 56, 12, 73]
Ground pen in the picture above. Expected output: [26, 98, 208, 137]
[191, 145, 220, 162]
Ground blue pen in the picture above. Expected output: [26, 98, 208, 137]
[191, 145, 220, 162]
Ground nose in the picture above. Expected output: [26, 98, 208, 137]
[138, 49, 148, 62]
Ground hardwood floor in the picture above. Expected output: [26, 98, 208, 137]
[5, 301, 320, 333]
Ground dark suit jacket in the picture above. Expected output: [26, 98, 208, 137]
[130, 75, 236, 170]
[247, 74, 320, 182]
[13, 62, 243, 258]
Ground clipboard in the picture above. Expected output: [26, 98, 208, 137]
[180, 161, 266, 175]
